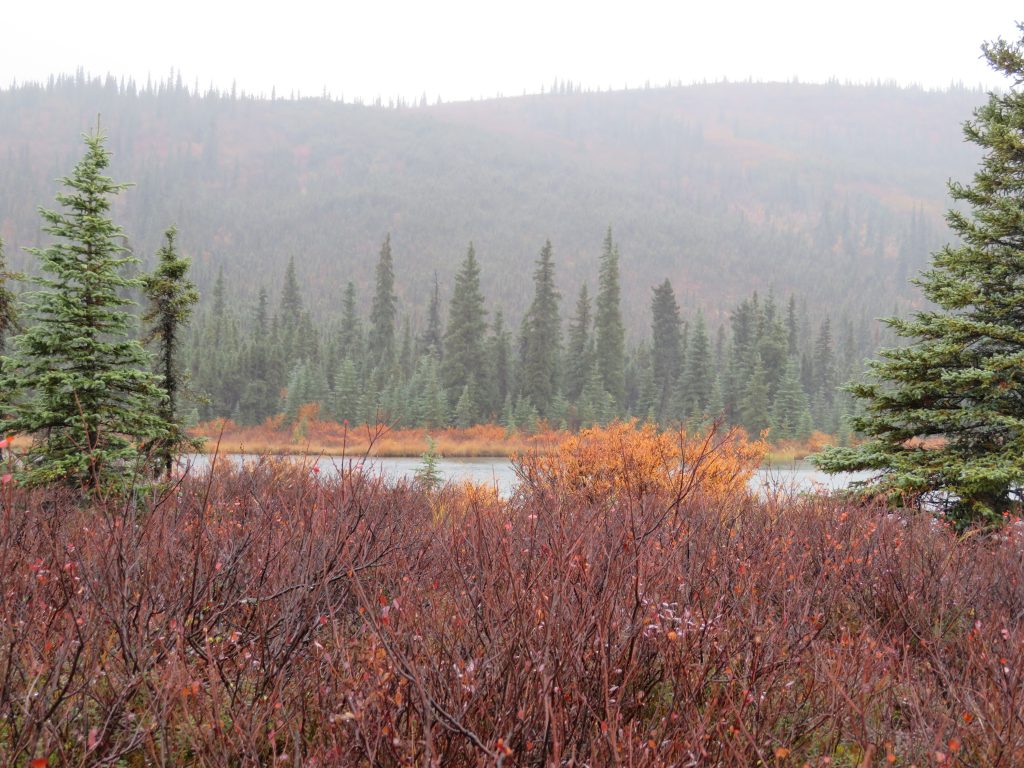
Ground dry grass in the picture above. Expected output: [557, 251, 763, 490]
[190, 413, 833, 462]
[191, 417, 564, 458]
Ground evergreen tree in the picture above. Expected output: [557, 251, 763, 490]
[739, 352, 770, 437]
[578, 356, 615, 427]
[785, 295, 799, 356]
[633, 344, 658, 422]
[142, 226, 201, 476]
[519, 240, 562, 417]
[564, 283, 592, 402]
[331, 357, 362, 424]
[770, 356, 810, 441]
[483, 310, 511, 417]
[279, 255, 303, 319]
[338, 281, 364, 364]
[368, 234, 397, 369]
[419, 271, 444, 358]
[0, 131, 168, 489]
[0, 238, 18, 358]
[441, 243, 487, 417]
[595, 227, 626, 411]
[398, 316, 414, 379]
[650, 279, 682, 421]
[680, 310, 713, 420]
[815, 29, 1024, 525]
[813, 317, 837, 405]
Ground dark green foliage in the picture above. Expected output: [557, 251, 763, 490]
[650, 279, 682, 422]
[595, 228, 626, 411]
[812, 317, 836, 405]
[338, 282, 364, 363]
[483, 311, 511, 418]
[414, 436, 443, 490]
[740, 353, 771, 437]
[564, 284, 592, 403]
[771, 356, 811, 441]
[676, 311, 713, 422]
[419, 272, 443, 359]
[0, 132, 168, 489]
[369, 235, 397, 369]
[814, 28, 1024, 525]
[442, 244, 487, 420]
[519, 241, 561, 418]
[142, 226, 201, 477]
[0, 239, 18, 358]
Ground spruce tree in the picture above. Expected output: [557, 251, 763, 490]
[142, 226, 200, 477]
[0, 131, 168, 489]
[484, 310, 511, 417]
[0, 238, 18, 359]
[519, 240, 562, 417]
[441, 243, 487, 416]
[650, 279, 682, 422]
[420, 272, 444, 359]
[368, 234, 397, 369]
[680, 310, 713, 420]
[564, 283, 592, 402]
[813, 317, 837, 406]
[338, 281, 362, 361]
[770, 356, 810, 441]
[279, 255, 303, 319]
[595, 227, 626, 411]
[815, 28, 1024, 525]
[739, 352, 771, 437]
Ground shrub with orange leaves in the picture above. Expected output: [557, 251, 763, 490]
[515, 419, 766, 503]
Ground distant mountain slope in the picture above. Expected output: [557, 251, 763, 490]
[0, 76, 985, 331]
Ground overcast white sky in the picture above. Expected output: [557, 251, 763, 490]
[3, 1, 1021, 101]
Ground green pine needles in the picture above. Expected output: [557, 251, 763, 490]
[813, 27, 1024, 526]
[0, 131, 178, 490]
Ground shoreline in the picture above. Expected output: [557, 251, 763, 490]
[188, 420, 836, 465]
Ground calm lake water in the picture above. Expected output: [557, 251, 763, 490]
[182, 454, 871, 497]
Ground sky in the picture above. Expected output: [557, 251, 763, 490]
[3, 1, 1021, 102]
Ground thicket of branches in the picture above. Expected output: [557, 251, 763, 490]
[1, 425, 1021, 765]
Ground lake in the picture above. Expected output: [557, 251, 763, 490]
[182, 454, 871, 497]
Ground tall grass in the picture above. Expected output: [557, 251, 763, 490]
[0, 426, 1021, 765]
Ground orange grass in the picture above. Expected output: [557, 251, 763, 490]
[191, 415, 564, 457]
[190, 406, 825, 460]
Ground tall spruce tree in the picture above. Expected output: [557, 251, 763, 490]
[595, 227, 626, 411]
[420, 271, 444, 358]
[680, 310, 713, 420]
[814, 27, 1024, 525]
[143, 226, 200, 477]
[368, 234, 397, 369]
[564, 283, 592, 402]
[338, 281, 363, 364]
[650, 279, 682, 422]
[519, 240, 562, 417]
[0, 131, 168, 489]
[442, 243, 487, 419]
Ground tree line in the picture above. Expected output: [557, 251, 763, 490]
[187, 231, 866, 440]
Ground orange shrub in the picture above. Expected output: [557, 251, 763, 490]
[516, 419, 766, 503]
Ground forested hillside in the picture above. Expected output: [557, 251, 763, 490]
[0, 74, 984, 332]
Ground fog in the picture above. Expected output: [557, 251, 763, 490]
[3, 0, 1019, 102]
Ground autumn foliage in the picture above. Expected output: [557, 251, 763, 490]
[0, 423, 1022, 765]
[192, 413, 565, 457]
[516, 419, 765, 503]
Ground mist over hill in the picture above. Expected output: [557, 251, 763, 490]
[0, 75, 985, 333]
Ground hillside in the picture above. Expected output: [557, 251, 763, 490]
[0, 76, 985, 331]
